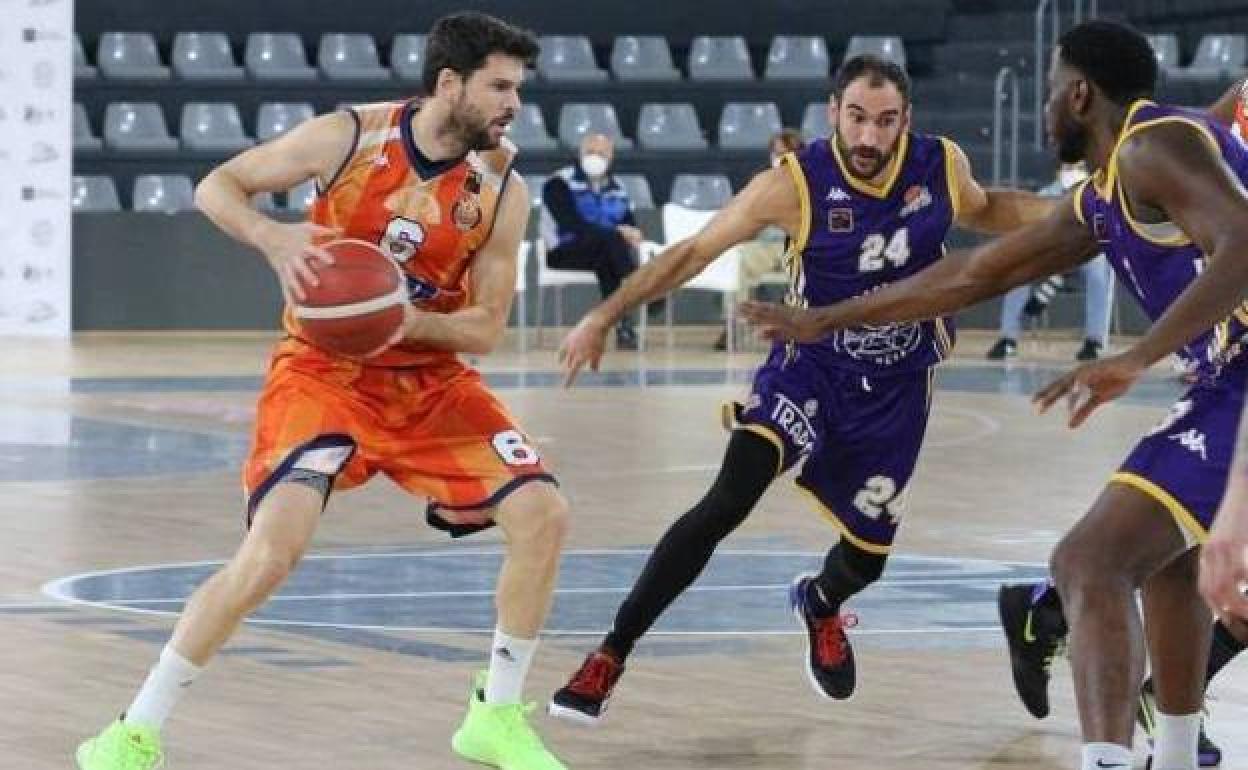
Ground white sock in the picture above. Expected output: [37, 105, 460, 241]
[125, 644, 202, 730]
[484, 628, 537, 705]
[1080, 742, 1132, 770]
[1153, 712, 1201, 770]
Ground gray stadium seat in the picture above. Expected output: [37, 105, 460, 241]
[72, 176, 120, 212]
[688, 36, 753, 81]
[74, 34, 97, 80]
[765, 36, 830, 80]
[180, 103, 254, 153]
[610, 36, 680, 81]
[74, 103, 103, 153]
[391, 34, 427, 81]
[537, 35, 607, 82]
[97, 32, 170, 80]
[245, 33, 317, 81]
[252, 192, 278, 211]
[523, 174, 547, 208]
[557, 103, 634, 150]
[256, 102, 315, 142]
[1176, 34, 1247, 79]
[286, 180, 318, 212]
[103, 102, 179, 152]
[508, 104, 558, 151]
[801, 101, 833, 140]
[718, 102, 783, 150]
[637, 103, 708, 150]
[616, 173, 655, 210]
[318, 33, 390, 81]
[172, 32, 244, 80]
[132, 175, 196, 213]
[1147, 34, 1181, 74]
[844, 35, 908, 70]
[669, 174, 733, 209]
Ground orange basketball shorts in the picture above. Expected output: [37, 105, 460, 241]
[242, 340, 555, 536]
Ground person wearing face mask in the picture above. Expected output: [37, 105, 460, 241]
[986, 160, 1115, 362]
[715, 128, 805, 350]
[540, 133, 644, 349]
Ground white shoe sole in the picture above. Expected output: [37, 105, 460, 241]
[548, 701, 606, 727]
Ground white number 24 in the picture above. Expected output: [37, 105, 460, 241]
[858, 228, 910, 273]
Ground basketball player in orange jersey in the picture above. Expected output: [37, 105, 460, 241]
[76, 13, 570, 770]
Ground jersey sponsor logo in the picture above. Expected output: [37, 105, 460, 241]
[769, 392, 817, 453]
[1093, 212, 1109, 242]
[899, 185, 932, 218]
[1168, 428, 1209, 462]
[828, 207, 854, 233]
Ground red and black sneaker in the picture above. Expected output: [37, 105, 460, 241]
[548, 648, 625, 726]
[789, 573, 858, 699]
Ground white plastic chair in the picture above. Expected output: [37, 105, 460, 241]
[514, 240, 530, 352]
[533, 237, 601, 349]
[659, 204, 742, 352]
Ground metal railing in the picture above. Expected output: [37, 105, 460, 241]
[993, 66, 1021, 187]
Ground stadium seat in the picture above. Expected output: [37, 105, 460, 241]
[103, 102, 179, 152]
[801, 101, 833, 140]
[765, 36, 830, 80]
[688, 36, 753, 81]
[180, 102, 254, 153]
[1146, 34, 1181, 75]
[616, 173, 655, 210]
[1174, 34, 1247, 79]
[74, 34, 97, 80]
[637, 103, 708, 150]
[245, 33, 317, 80]
[256, 102, 315, 142]
[286, 180, 318, 212]
[537, 35, 608, 82]
[557, 103, 634, 150]
[72, 176, 121, 212]
[391, 34, 427, 81]
[172, 32, 244, 80]
[74, 103, 103, 153]
[718, 102, 783, 150]
[844, 35, 907, 70]
[610, 36, 680, 81]
[97, 32, 170, 80]
[132, 175, 196, 213]
[508, 104, 559, 151]
[668, 174, 733, 209]
[318, 33, 390, 81]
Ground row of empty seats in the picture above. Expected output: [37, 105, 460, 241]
[1148, 33, 1248, 78]
[73, 173, 736, 213]
[75, 31, 906, 82]
[76, 100, 835, 154]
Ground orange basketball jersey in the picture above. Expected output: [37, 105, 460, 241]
[284, 99, 518, 368]
[1234, 80, 1248, 142]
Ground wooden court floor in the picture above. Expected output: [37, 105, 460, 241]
[1, 331, 1244, 769]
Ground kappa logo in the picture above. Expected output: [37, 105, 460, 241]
[826, 186, 851, 202]
[1169, 429, 1209, 462]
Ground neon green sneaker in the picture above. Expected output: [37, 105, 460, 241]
[452, 672, 568, 770]
[76, 719, 164, 769]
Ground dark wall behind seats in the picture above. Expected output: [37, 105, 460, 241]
[76, 0, 951, 48]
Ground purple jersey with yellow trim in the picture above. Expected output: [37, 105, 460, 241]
[781, 132, 959, 375]
[1075, 100, 1248, 381]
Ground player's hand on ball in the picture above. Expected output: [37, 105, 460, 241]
[1033, 351, 1147, 428]
[740, 301, 826, 344]
[362, 302, 416, 359]
[255, 221, 342, 302]
[559, 315, 608, 388]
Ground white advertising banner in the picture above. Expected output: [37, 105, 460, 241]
[0, 0, 73, 336]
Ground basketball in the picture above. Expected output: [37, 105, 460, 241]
[292, 238, 408, 357]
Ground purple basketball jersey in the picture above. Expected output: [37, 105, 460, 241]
[783, 132, 959, 375]
[1077, 100, 1248, 382]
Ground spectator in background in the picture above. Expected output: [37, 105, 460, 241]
[986, 160, 1114, 361]
[541, 133, 644, 350]
[715, 128, 805, 350]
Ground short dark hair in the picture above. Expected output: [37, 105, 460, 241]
[833, 54, 911, 105]
[422, 12, 539, 94]
[1058, 20, 1157, 105]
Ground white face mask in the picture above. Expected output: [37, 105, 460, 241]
[770, 154, 782, 168]
[1058, 166, 1088, 189]
[581, 153, 609, 177]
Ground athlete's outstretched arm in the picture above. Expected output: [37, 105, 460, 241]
[1202, 403, 1248, 632]
[945, 139, 1057, 233]
[740, 190, 1097, 343]
[1033, 122, 1248, 427]
[558, 166, 799, 386]
[399, 176, 529, 355]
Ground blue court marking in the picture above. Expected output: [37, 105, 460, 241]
[44, 549, 1049, 649]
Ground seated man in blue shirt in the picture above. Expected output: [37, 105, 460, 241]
[540, 133, 644, 349]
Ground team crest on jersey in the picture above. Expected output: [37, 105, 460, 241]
[828, 207, 854, 232]
[899, 185, 932, 218]
[1093, 212, 1108, 241]
[452, 195, 482, 231]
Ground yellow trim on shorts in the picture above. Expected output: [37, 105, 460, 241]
[795, 483, 893, 555]
[1109, 471, 1208, 544]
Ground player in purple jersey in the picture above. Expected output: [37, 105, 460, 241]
[742, 21, 1248, 770]
[546, 54, 1055, 727]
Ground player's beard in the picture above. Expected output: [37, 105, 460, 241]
[446, 95, 496, 152]
[836, 134, 894, 181]
[1054, 110, 1088, 164]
